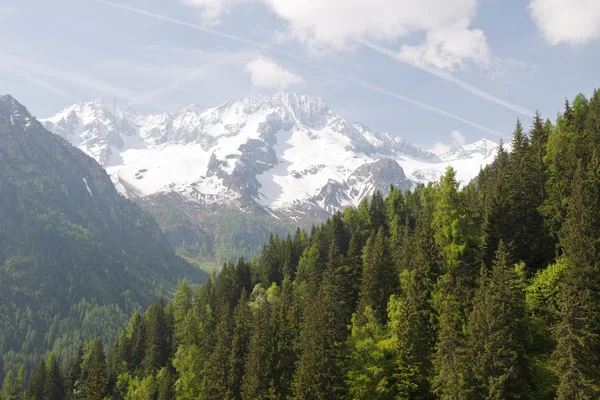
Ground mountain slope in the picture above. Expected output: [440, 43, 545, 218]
[43, 93, 497, 218]
[0, 95, 207, 376]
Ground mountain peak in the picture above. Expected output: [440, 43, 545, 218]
[42, 93, 500, 217]
[439, 138, 498, 162]
[0, 94, 37, 130]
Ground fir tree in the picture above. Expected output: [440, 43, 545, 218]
[431, 167, 477, 399]
[229, 290, 251, 400]
[357, 228, 397, 325]
[291, 243, 351, 399]
[80, 339, 108, 400]
[26, 359, 46, 400]
[1, 367, 25, 400]
[466, 242, 529, 399]
[553, 156, 600, 399]
[44, 353, 64, 400]
[142, 298, 171, 376]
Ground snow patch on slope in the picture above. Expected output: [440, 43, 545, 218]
[43, 93, 500, 216]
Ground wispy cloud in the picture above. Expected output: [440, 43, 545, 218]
[128, 49, 253, 105]
[0, 52, 138, 101]
[358, 40, 535, 117]
[0, 64, 72, 98]
[90, 0, 506, 138]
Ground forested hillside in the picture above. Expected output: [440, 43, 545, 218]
[3, 88, 600, 399]
[0, 95, 208, 382]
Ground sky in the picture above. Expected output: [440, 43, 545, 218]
[0, 0, 599, 150]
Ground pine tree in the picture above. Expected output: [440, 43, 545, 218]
[481, 141, 511, 265]
[156, 367, 175, 400]
[267, 279, 299, 399]
[431, 167, 477, 399]
[1, 367, 25, 400]
[291, 243, 352, 399]
[466, 242, 529, 399]
[26, 359, 46, 400]
[204, 296, 234, 398]
[80, 339, 108, 400]
[142, 298, 171, 376]
[369, 191, 387, 232]
[390, 208, 439, 399]
[542, 101, 580, 239]
[63, 345, 83, 400]
[229, 290, 251, 400]
[172, 280, 193, 348]
[553, 156, 600, 399]
[357, 228, 397, 325]
[241, 285, 272, 400]
[129, 312, 146, 374]
[44, 353, 64, 400]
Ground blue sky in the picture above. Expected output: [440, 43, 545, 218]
[1, 0, 599, 150]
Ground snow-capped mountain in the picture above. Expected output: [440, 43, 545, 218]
[42, 93, 499, 222]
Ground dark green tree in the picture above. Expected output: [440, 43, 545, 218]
[80, 339, 108, 400]
[466, 242, 529, 399]
[44, 353, 64, 400]
[357, 228, 397, 324]
[553, 156, 600, 399]
[26, 359, 46, 400]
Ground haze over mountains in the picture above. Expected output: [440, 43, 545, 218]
[42, 93, 499, 224]
[0, 94, 207, 376]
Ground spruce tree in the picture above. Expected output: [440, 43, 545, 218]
[26, 359, 46, 400]
[80, 339, 108, 400]
[1, 367, 25, 400]
[241, 285, 272, 400]
[466, 242, 529, 399]
[431, 167, 477, 399]
[553, 156, 600, 399]
[369, 191, 387, 232]
[142, 298, 171, 376]
[291, 243, 351, 399]
[357, 228, 397, 325]
[156, 367, 175, 400]
[229, 290, 251, 400]
[63, 345, 83, 400]
[390, 208, 439, 399]
[481, 142, 511, 265]
[44, 353, 64, 400]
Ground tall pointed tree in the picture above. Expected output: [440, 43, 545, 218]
[44, 353, 64, 400]
[357, 228, 397, 325]
[466, 242, 529, 399]
[26, 359, 46, 400]
[431, 167, 477, 399]
[80, 339, 108, 400]
[291, 242, 351, 399]
[553, 155, 600, 399]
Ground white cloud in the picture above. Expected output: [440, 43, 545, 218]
[96, 0, 506, 137]
[246, 57, 303, 90]
[430, 130, 467, 155]
[398, 26, 490, 70]
[184, 0, 491, 69]
[529, 0, 600, 46]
